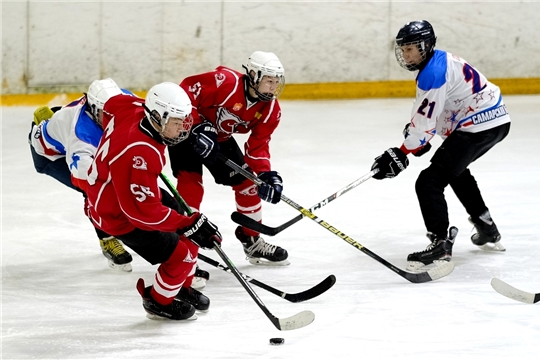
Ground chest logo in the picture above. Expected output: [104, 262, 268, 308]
[216, 108, 249, 134]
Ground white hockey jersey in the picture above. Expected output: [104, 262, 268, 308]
[29, 96, 103, 184]
[402, 50, 511, 154]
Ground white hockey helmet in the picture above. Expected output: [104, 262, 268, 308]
[243, 51, 285, 101]
[86, 78, 122, 123]
[144, 82, 193, 146]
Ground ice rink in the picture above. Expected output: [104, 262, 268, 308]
[2, 95, 539, 359]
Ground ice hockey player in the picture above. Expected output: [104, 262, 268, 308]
[86, 82, 222, 320]
[168, 51, 289, 266]
[29, 78, 134, 271]
[370, 20, 511, 269]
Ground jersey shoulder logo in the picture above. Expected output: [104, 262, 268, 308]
[215, 73, 226, 88]
[133, 156, 147, 170]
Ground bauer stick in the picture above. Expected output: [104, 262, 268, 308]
[491, 278, 540, 304]
[231, 169, 378, 236]
[159, 173, 315, 330]
[218, 154, 455, 284]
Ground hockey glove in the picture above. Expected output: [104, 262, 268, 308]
[257, 171, 283, 204]
[33, 106, 54, 126]
[180, 213, 222, 250]
[191, 122, 219, 163]
[403, 123, 432, 157]
[371, 147, 409, 180]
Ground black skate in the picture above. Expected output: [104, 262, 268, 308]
[136, 279, 197, 321]
[99, 237, 133, 272]
[407, 227, 459, 271]
[192, 265, 210, 290]
[235, 226, 290, 266]
[176, 286, 210, 312]
[469, 210, 505, 251]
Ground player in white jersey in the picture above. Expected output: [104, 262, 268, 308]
[29, 79, 134, 271]
[370, 20, 511, 268]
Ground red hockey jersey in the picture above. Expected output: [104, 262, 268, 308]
[86, 94, 195, 236]
[180, 66, 282, 173]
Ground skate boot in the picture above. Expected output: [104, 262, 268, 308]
[235, 226, 290, 266]
[469, 210, 505, 251]
[407, 226, 458, 270]
[191, 266, 210, 290]
[99, 236, 133, 272]
[136, 278, 197, 321]
[176, 286, 210, 312]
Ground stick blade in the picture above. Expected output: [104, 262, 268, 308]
[403, 261, 455, 283]
[276, 310, 315, 331]
[285, 274, 337, 303]
[425, 261, 456, 281]
[491, 278, 539, 304]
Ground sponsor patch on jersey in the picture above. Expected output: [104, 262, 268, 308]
[215, 73, 226, 87]
[133, 156, 148, 170]
[470, 104, 508, 125]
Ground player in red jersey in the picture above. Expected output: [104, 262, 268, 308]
[168, 51, 289, 266]
[86, 82, 222, 321]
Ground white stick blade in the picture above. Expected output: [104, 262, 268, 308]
[426, 261, 456, 281]
[278, 310, 315, 331]
[491, 278, 536, 304]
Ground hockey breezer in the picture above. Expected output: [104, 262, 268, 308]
[198, 253, 336, 303]
[231, 169, 377, 236]
[491, 278, 540, 304]
[159, 173, 315, 330]
[218, 154, 455, 284]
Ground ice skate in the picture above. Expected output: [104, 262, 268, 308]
[407, 227, 458, 271]
[176, 286, 210, 312]
[469, 210, 506, 252]
[235, 226, 290, 266]
[191, 266, 210, 290]
[99, 236, 133, 272]
[136, 278, 197, 321]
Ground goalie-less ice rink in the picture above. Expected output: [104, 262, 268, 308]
[2, 95, 539, 359]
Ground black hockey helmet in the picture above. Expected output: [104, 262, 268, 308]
[395, 20, 437, 71]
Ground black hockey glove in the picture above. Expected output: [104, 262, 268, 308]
[180, 213, 222, 250]
[257, 171, 283, 204]
[371, 147, 409, 180]
[191, 122, 219, 163]
[403, 123, 432, 157]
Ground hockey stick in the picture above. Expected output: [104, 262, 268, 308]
[231, 169, 377, 236]
[217, 154, 455, 284]
[197, 253, 336, 303]
[159, 173, 315, 330]
[491, 278, 540, 304]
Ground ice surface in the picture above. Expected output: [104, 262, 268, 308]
[2, 96, 539, 359]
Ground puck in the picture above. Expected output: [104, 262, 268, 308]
[269, 337, 285, 345]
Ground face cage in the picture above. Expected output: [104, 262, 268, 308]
[394, 40, 427, 71]
[251, 75, 286, 102]
[160, 114, 194, 146]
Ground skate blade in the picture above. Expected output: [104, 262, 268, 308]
[145, 312, 198, 321]
[108, 260, 133, 272]
[191, 277, 207, 290]
[477, 242, 506, 252]
[247, 257, 291, 266]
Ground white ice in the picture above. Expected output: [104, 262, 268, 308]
[2, 96, 539, 359]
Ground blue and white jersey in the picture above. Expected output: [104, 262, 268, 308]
[29, 90, 133, 183]
[402, 50, 511, 154]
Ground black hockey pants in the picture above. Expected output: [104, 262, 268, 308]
[416, 122, 510, 238]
